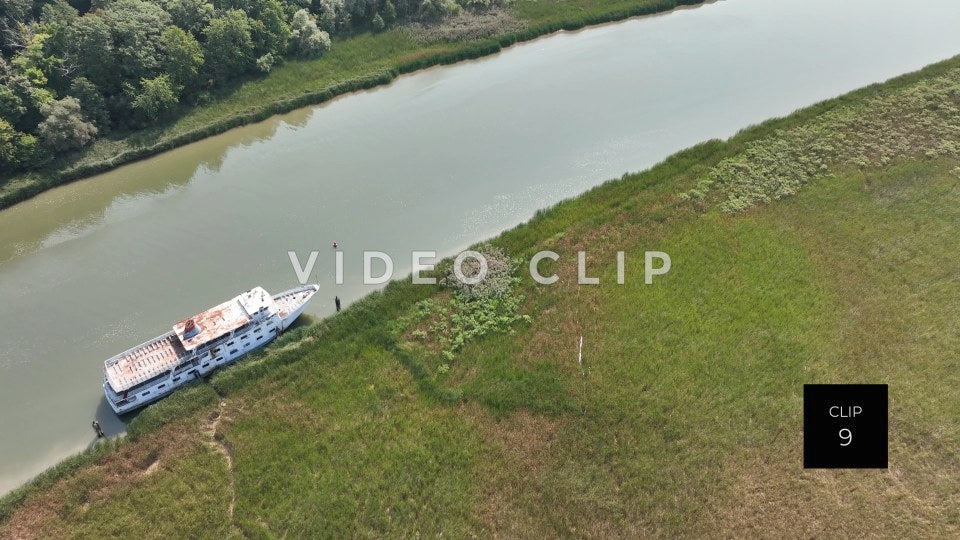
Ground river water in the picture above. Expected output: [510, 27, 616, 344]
[2, 0, 960, 495]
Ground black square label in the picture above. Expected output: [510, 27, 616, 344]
[803, 384, 888, 468]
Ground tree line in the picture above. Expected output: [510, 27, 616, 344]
[0, 0, 502, 174]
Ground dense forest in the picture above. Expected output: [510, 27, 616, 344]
[0, 0, 502, 175]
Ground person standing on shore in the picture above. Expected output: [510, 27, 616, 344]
[335, 296, 341, 312]
[92, 420, 105, 438]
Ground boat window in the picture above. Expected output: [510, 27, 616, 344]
[229, 349, 238, 355]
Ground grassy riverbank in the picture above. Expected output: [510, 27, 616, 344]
[3, 56, 960, 536]
[0, 0, 705, 211]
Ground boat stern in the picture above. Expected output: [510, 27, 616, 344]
[103, 377, 134, 415]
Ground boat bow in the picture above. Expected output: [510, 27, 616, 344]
[272, 284, 320, 330]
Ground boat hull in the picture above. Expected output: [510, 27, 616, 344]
[273, 284, 320, 331]
[104, 326, 278, 415]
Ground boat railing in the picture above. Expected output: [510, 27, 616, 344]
[104, 333, 179, 366]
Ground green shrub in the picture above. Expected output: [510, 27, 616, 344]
[130, 75, 180, 122]
[372, 12, 386, 31]
[36, 97, 97, 151]
[400, 244, 531, 361]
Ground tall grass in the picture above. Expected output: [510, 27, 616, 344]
[684, 67, 960, 211]
[0, 440, 120, 524]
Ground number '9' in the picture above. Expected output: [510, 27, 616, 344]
[839, 428, 853, 446]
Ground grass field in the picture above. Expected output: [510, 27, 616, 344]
[2, 58, 960, 538]
[0, 0, 704, 210]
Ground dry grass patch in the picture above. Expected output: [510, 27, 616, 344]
[463, 404, 563, 535]
[404, 9, 527, 44]
[0, 415, 225, 539]
[717, 447, 960, 537]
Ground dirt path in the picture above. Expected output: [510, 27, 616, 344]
[202, 401, 237, 526]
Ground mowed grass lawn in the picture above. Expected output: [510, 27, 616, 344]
[3, 67, 960, 536]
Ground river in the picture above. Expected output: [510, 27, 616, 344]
[2, 0, 960, 495]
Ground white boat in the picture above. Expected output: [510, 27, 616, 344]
[102, 284, 319, 415]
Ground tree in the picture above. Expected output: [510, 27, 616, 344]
[0, 84, 26, 124]
[100, 0, 173, 85]
[130, 74, 178, 122]
[0, 0, 33, 53]
[161, 27, 203, 90]
[371, 12, 384, 32]
[314, 0, 342, 32]
[203, 10, 255, 80]
[69, 76, 110, 129]
[255, 52, 274, 73]
[250, 0, 290, 56]
[40, 1, 80, 28]
[162, 0, 214, 36]
[382, 0, 397, 23]
[65, 15, 115, 90]
[11, 33, 63, 85]
[390, 0, 418, 18]
[0, 0, 32, 24]
[38, 1, 79, 85]
[36, 96, 97, 151]
[289, 9, 330, 57]
[419, 0, 459, 20]
[0, 118, 21, 166]
[0, 118, 40, 171]
[343, 0, 370, 20]
[2, 73, 54, 131]
[70, 0, 93, 11]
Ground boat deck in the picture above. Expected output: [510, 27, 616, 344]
[172, 288, 272, 352]
[105, 333, 187, 393]
[273, 285, 318, 319]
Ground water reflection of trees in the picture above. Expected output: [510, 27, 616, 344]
[0, 107, 315, 264]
